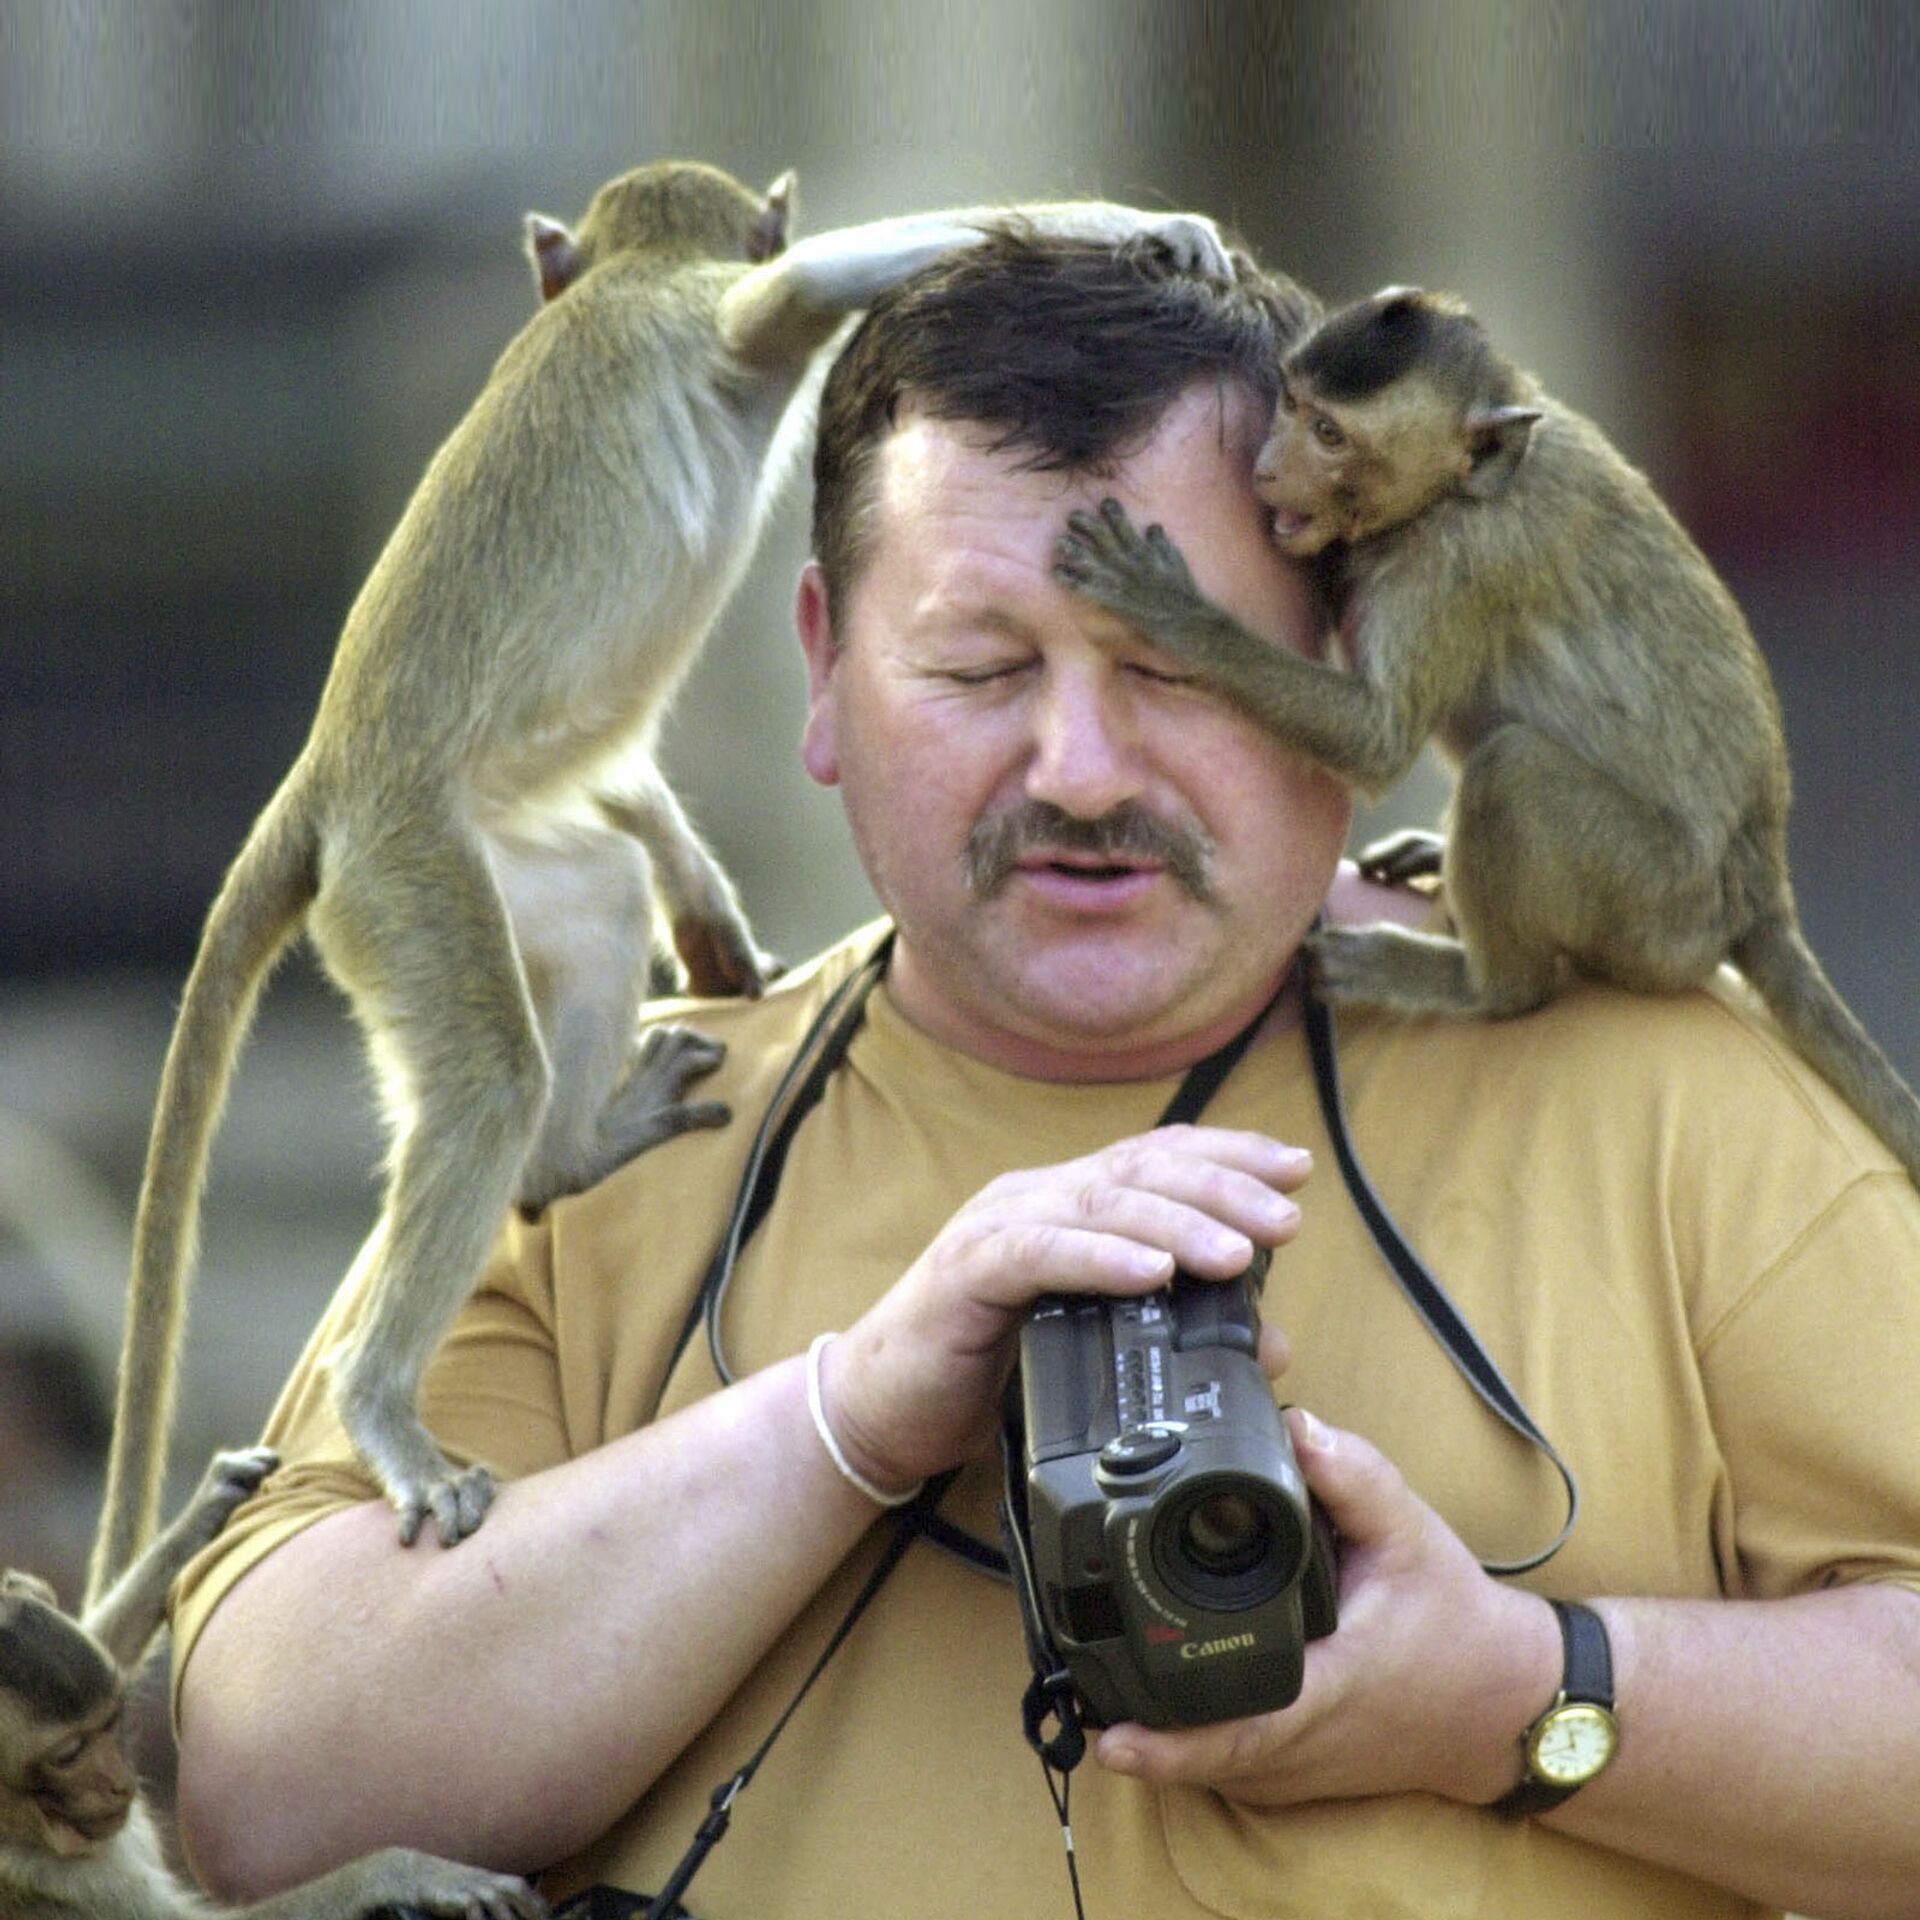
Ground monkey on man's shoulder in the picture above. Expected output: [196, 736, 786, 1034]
[1055, 283, 1920, 1190]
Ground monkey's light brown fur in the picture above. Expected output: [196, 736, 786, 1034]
[92, 159, 1234, 1601]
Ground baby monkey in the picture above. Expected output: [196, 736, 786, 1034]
[1055, 285, 1920, 1188]
[96, 157, 1233, 1598]
[0, 1447, 545, 1919]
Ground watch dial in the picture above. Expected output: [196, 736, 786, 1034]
[1534, 1704, 1618, 1785]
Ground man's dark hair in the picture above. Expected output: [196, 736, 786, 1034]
[811, 226, 1321, 614]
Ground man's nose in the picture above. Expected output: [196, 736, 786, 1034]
[1024, 669, 1142, 819]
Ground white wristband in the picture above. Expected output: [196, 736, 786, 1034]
[806, 1332, 923, 1509]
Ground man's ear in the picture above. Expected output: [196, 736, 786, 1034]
[796, 560, 842, 788]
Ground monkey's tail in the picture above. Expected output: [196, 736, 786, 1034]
[84, 779, 320, 1609]
[1733, 909, 1920, 1192]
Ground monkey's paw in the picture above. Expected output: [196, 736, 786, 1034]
[396, 1458, 497, 1551]
[339, 1393, 497, 1549]
[600, 1024, 731, 1156]
[362, 1848, 549, 1920]
[201, 1446, 280, 1508]
[1055, 498, 1206, 645]
[1142, 212, 1233, 280]
[672, 912, 783, 999]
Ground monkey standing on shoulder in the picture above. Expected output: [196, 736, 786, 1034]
[1054, 284, 1920, 1187]
[1, 1448, 547, 1919]
[90, 158, 1234, 1599]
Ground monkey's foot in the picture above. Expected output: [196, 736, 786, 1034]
[340, 1396, 497, 1547]
[599, 1023, 730, 1159]
[1357, 827, 1447, 886]
[1310, 923, 1557, 1019]
[198, 1445, 280, 1515]
[1054, 498, 1213, 649]
[356, 1848, 549, 1920]
[174, 1446, 280, 1552]
[516, 1026, 730, 1212]
[392, 1457, 497, 1550]
[1309, 924, 1475, 1012]
[1142, 212, 1232, 279]
[673, 912, 783, 999]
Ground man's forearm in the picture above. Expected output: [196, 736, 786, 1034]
[1553, 1585, 1920, 1919]
[175, 1354, 880, 1900]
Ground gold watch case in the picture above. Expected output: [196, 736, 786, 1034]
[1525, 1698, 1620, 1786]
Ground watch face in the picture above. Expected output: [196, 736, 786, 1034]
[1530, 1703, 1619, 1786]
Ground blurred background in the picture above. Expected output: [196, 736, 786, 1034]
[1, 0, 1914, 1720]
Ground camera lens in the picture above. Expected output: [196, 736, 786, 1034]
[1180, 1492, 1271, 1576]
[1153, 1475, 1304, 1612]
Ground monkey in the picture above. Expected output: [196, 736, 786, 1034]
[1052, 283, 1920, 1189]
[89, 157, 1236, 1599]
[2, 1446, 547, 1920]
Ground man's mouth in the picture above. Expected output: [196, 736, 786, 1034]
[1019, 852, 1156, 880]
[1010, 851, 1168, 909]
[965, 801, 1215, 904]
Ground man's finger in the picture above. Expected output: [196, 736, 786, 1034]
[1095, 1706, 1283, 1786]
[1286, 1406, 1411, 1549]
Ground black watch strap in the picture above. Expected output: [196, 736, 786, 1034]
[1490, 1599, 1617, 1818]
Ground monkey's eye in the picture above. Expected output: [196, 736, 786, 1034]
[1312, 415, 1346, 450]
[47, 1734, 87, 1768]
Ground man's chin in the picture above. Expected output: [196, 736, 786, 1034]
[956, 929, 1239, 1066]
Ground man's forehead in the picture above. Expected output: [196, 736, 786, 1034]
[871, 383, 1267, 523]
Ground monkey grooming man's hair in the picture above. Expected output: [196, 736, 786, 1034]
[811, 227, 1321, 618]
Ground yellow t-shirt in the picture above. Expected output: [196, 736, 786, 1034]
[173, 924, 1920, 1920]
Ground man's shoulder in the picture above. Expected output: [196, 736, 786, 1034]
[1341, 964, 1907, 1183]
[635, 919, 890, 1107]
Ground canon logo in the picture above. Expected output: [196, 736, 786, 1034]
[1179, 1631, 1257, 1661]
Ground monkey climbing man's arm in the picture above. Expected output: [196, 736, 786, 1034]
[719, 203, 1230, 365]
[1056, 498, 1438, 798]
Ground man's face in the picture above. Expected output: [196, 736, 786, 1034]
[797, 380, 1351, 1079]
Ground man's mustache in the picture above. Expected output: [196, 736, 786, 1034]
[963, 801, 1215, 902]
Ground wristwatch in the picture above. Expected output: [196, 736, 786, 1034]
[1490, 1599, 1619, 1818]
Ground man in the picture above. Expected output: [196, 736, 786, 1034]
[170, 232, 1920, 1920]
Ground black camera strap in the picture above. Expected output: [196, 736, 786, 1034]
[638, 1467, 964, 1920]
[1299, 978, 1580, 1576]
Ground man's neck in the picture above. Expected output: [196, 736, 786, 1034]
[881, 941, 1301, 1084]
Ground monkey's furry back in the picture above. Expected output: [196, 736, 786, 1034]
[304, 253, 795, 818]
[1404, 395, 1787, 847]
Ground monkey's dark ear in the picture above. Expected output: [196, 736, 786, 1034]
[748, 170, 796, 263]
[1461, 405, 1541, 498]
[525, 215, 584, 304]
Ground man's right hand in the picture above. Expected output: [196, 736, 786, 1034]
[815, 1124, 1312, 1497]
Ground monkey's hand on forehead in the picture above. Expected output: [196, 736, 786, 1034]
[1054, 497, 1224, 655]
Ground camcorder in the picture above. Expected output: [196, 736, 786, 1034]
[1003, 1250, 1337, 1729]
